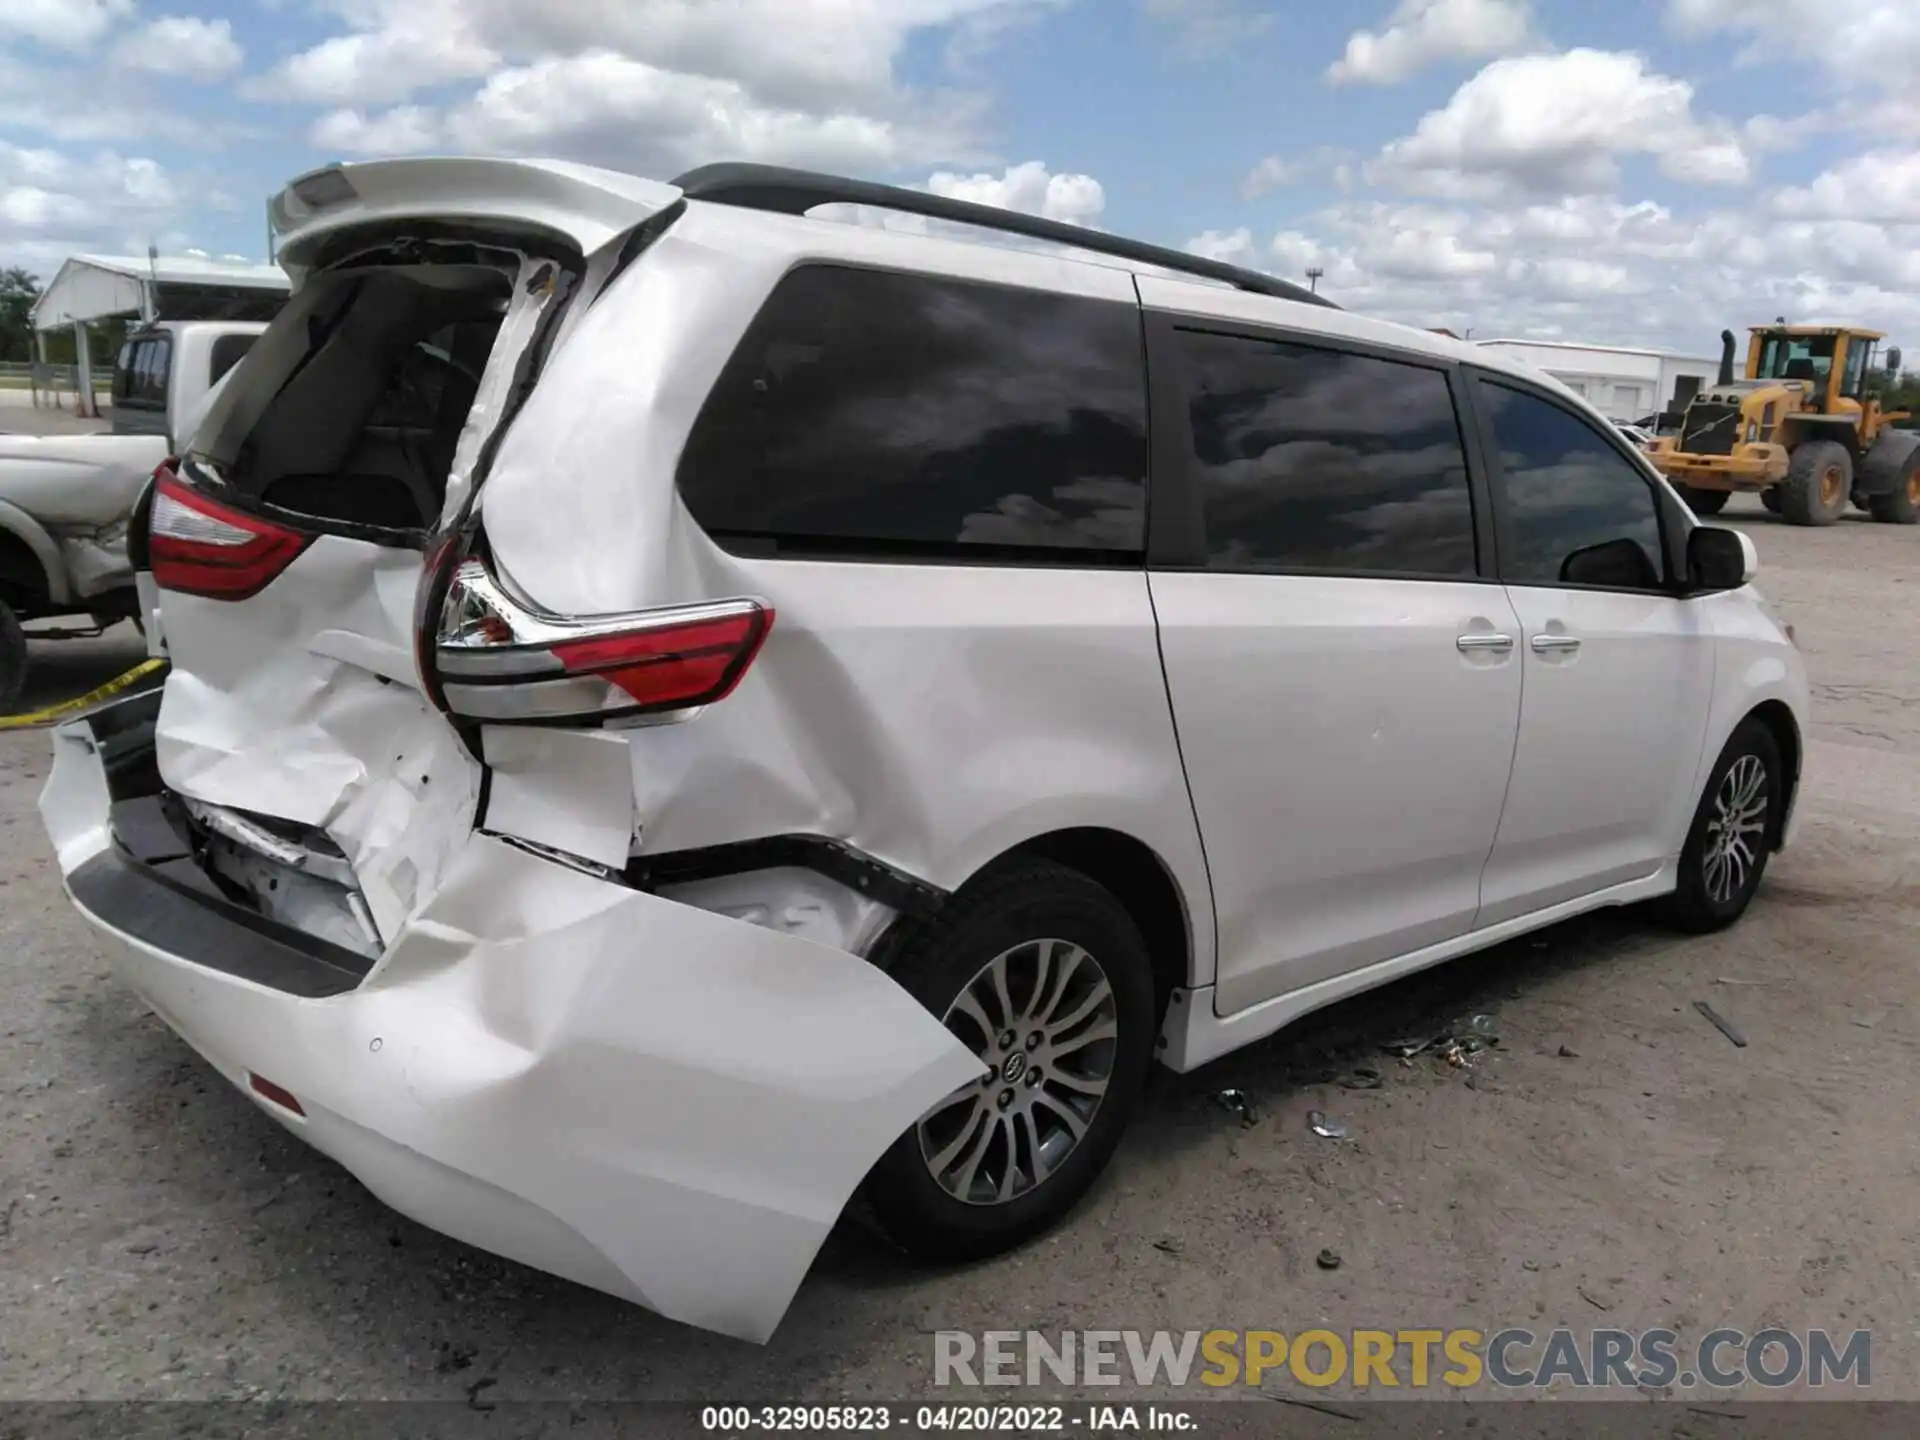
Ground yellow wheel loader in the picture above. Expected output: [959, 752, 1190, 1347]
[1646, 325, 1918, 526]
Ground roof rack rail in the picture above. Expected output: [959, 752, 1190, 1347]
[669, 162, 1337, 310]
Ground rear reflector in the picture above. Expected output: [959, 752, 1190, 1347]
[429, 557, 773, 724]
[150, 472, 311, 601]
[248, 1073, 305, 1116]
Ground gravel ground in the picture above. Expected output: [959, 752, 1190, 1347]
[2, 495, 1918, 1413]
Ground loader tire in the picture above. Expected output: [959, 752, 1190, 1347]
[1865, 447, 1920, 525]
[1780, 440, 1852, 526]
[1759, 486, 1783, 514]
[1676, 484, 1729, 516]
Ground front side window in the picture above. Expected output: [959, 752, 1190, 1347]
[1756, 334, 1835, 384]
[1174, 330, 1478, 577]
[678, 265, 1148, 561]
[1480, 378, 1666, 591]
[1840, 337, 1872, 399]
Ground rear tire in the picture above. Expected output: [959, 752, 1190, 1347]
[1661, 719, 1783, 934]
[865, 860, 1156, 1262]
[1867, 453, 1920, 524]
[1676, 485, 1730, 516]
[0, 598, 25, 714]
[1759, 487, 1784, 515]
[1780, 440, 1852, 526]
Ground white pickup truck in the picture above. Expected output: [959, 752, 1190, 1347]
[0, 320, 265, 707]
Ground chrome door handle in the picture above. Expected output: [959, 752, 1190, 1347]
[1456, 633, 1514, 653]
[1530, 634, 1581, 653]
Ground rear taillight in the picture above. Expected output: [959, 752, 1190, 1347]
[428, 556, 773, 724]
[150, 471, 311, 601]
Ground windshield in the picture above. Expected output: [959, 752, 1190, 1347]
[1755, 333, 1836, 384]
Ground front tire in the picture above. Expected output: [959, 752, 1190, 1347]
[0, 597, 25, 714]
[866, 861, 1155, 1262]
[1780, 440, 1852, 526]
[1759, 486, 1784, 515]
[1662, 719, 1783, 933]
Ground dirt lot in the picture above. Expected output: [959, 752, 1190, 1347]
[2, 496, 1918, 1414]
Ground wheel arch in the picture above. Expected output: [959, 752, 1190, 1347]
[0, 503, 68, 610]
[877, 826, 1197, 1024]
[1744, 698, 1801, 850]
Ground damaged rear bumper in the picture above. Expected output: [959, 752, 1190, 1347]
[40, 692, 982, 1343]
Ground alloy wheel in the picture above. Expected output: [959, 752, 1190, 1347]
[918, 939, 1118, 1206]
[1703, 753, 1769, 904]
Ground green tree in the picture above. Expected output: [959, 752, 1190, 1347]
[0, 267, 39, 364]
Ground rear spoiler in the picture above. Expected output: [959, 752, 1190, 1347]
[270, 158, 683, 276]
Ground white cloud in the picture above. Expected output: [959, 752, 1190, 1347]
[0, 0, 133, 51]
[1667, 0, 1920, 84]
[1775, 151, 1920, 225]
[249, 0, 1042, 177]
[925, 160, 1106, 225]
[247, 0, 499, 106]
[112, 16, 245, 77]
[0, 141, 187, 277]
[1240, 147, 1349, 199]
[1140, 0, 1272, 58]
[1185, 194, 1920, 360]
[1370, 49, 1753, 196]
[1328, 0, 1535, 85]
[311, 105, 442, 155]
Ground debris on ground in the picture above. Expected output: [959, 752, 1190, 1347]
[1853, 1010, 1885, 1030]
[1557, 1045, 1579, 1059]
[1151, 1238, 1184, 1255]
[1578, 1285, 1613, 1311]
[1306, 1110, 1348, 1139]
[1383, 1012, 1502, 1068]
[1212, 1088, 1259, 1126]
[1316, 1248, 1341, 1270]
[1693, 1000, 1748, 1049]
[1338, 1065, 1383, 1090]
[1522, 1259, 1540, 1272]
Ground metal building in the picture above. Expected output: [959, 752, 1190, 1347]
[1474, 338, 1721, 425]
[28, 252, 289, 415]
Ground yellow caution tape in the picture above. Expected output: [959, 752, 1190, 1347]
[0, 658, 167, 731]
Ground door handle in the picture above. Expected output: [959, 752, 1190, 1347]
[1456, 633, 1514, 653]
[1530, 633, 1582, 653]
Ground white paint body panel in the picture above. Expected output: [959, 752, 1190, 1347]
[42, 736, 980, 1342]
[1150, 573, 1523, 1016]
[1477, 584, 1718, 925]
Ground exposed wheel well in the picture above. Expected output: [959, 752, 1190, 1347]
[996, 828, 1192, 1019]
[1745, 700, 1801, 849]
[0, 529, 50, 613]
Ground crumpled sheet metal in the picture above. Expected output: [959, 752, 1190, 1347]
[52, 784, 981, 1340]
[154, 536, 481, 941]
[54, 520, 132, 601]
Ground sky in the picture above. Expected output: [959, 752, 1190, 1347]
[3, 0, 1920, 357]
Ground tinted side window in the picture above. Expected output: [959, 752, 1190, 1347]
[1481, 379, 1665, 590]
[1174, 330, 1477, 577]
[678, 265, 1147, 560]
[209, 333, 258, 386]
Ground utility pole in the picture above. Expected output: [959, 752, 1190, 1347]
[1305, 266, 1324, 294]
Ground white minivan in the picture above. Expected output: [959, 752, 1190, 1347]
[42, 157, 1807, 1343]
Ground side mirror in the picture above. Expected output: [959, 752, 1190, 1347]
[1888, 346, 1903, 375]
[1686, 525, 1757, 592]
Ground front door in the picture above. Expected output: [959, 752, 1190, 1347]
[1467, 373, 1717, 926]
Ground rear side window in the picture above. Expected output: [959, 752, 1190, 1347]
[116, 335, 171, 410]
[678, 265, 1148, 561]
[1478, 379, 1666, 591]
[1173, 330, 1478, 577]
[208, 333, 258, 386]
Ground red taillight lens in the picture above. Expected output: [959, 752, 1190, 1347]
[150, 473, 311, 601]
[429, 557, 773, 724]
